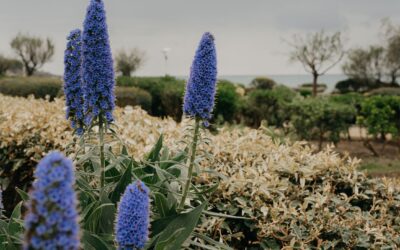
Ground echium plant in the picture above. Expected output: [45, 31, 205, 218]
[64, 29, 85, 135]
[82, 0, 115, 187]
[115, 181, 150, 250]
[24, 152, 80, 250]
[180, 32, 217, 208]
[82, 0, 115, 125]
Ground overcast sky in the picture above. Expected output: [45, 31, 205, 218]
[0, 0, 399, 76]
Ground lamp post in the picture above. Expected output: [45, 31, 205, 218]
[162, 47, 171, 76]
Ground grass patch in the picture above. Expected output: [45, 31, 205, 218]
[359, 158, 400, 177]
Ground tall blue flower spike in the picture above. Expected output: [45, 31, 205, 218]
[115, 181, 150, 250]
[183, 32, 218, 125]
[64, 29, 85, 135]
[82, 0, 115, 126]
[24, 152, 80, 250]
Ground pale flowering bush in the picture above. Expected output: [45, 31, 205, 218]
[1, 94, 399, 249]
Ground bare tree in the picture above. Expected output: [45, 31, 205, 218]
[115, 48, 146, 77]
[288, 31, 344, 97]
[342, 46, 386, 85]
[10, 33, 55, 76]
[382, 19, 400, 84]
[368, 46, 386, 83]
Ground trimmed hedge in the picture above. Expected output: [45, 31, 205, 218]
[115, 86, 152, 111]
[0, 77, 62, 100]
[116, 76, 185, 121]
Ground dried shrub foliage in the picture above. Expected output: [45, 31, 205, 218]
[198, 130, 400, 249]
[1, 94, 399, 248]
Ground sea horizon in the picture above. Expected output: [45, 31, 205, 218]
[176, 74, 347, 93]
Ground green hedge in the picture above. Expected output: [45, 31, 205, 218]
[0, 77, 62, 100]
[240, 85, 297, 128]
[213, 80, 240, 123]
[290, 98, 356, 149]
[334, 78, 371, 93]
[115, 86, 152, 111]
[117, 76, 185, 121]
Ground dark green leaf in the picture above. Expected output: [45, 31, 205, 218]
[110, 161, 133, 203]
[82, 230, 113, 250]
[146, 134, 163, 162]
[154, 202, 207, 250]
[16, 187, 29, 202]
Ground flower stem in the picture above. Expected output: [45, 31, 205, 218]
[99, 116, 105, 188]
[179, 117, 201, 209]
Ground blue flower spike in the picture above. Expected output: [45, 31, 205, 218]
[64, 29, 85, 135]
[115, 181, 150, 250]
[82, 0, 115, 126]
[24, 152, 80, 250]
[183, 32, 218, 125]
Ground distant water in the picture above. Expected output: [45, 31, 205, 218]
[178, 74, 347, 93]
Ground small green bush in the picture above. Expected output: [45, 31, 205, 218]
[115, 86, 152, 111]
[241, 85, 296, 128]
[249, 77, 276, 90]
[334, 78, 371, 93]
[329, 93, 364, 124]
[159, 86, 184, 122]
[290, 97, 356, 149]
[0, 77, 61, 100]
[357, 95, 400, 140]
[330, 92, 364, 106]
[116, 76, 185, 121]
[297, 83, 327, 94]
[213, 80, 240, 123]
[298, 88, 312, 97]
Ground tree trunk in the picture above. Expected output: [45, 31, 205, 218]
[25, 65, 35, 76]
[390, 71, 397, 85]
[363, 140, 379, 157]
[312, 73, 318, 97]
[122, 70, 131, 77]
[318, 131, 323, 151]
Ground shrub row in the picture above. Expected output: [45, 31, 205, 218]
[0, 77, 62, 100]
[1, 94, 399, 248]
[0, 77, 154, 112]
[3, 76, 400, 146]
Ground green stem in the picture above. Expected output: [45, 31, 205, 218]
[99, 116, 105, 188]
[179, 118, 201, 209]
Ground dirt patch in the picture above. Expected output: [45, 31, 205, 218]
[311, 139, 400, 178]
